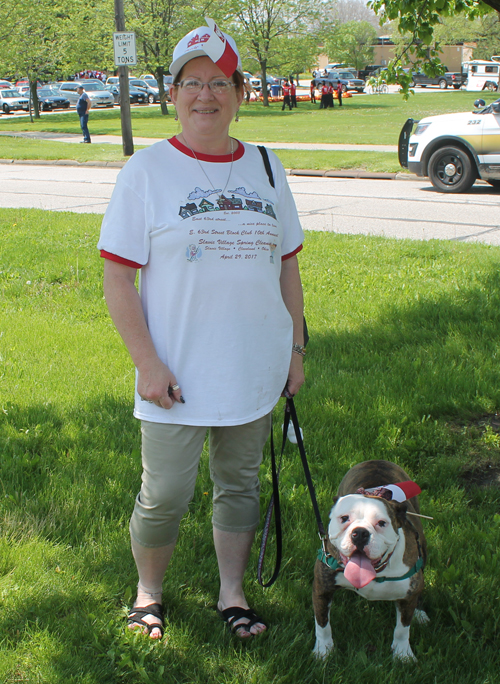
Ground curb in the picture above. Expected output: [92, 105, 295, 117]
[0, 158, 126, 168]
[285, 168, 419, 181]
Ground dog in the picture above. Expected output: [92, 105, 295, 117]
[313, 460, 428, 660]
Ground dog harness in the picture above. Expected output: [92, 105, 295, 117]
[317, 547, 424, 583]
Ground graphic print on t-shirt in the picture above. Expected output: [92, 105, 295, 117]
[179, 185, 276, 220]
[179, 185, 279, 263]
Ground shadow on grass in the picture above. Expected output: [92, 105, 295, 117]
[1, 268, 500, 681]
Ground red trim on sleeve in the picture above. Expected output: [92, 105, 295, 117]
[168, 136, 244, 162]
[100, 250, 143, 269]
[282, 244, 303, 261]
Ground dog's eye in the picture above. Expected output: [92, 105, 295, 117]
[378, 520, 387, 528]
[340, 515, 349, 524]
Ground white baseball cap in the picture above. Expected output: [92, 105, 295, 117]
[169, 18, 243, 81]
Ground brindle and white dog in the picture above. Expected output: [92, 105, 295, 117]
[313, 460, 428, 660]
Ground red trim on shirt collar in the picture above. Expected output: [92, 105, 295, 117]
[168, 136, 244, 162]
[282, 244, 302, 261]
[100, 250, 143, 269]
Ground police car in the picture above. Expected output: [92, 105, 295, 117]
[399, 97, 500, 192]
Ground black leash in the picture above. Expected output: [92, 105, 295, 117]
[257, 398, 326, 587]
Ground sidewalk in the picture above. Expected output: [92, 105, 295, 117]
[0, 130, 411, 180]
[0, 130, 398, 153]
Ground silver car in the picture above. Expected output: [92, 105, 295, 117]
[58, 81, 114, 107]
[0, 89, 29, 113]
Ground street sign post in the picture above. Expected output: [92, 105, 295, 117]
[113, 0, 134, 156]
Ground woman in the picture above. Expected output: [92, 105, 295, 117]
[98, 19, 305, 641]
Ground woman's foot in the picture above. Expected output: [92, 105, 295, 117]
[127, 602, 164, 639]
[216, 600, 267, 638]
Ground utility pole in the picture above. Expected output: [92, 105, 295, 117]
[114, 0, 134, 156]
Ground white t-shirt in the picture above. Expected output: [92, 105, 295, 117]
[98, 137, 304, 426]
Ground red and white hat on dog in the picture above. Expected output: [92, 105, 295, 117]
[169, 18, 243, 81]
[357, 481, 421, 502]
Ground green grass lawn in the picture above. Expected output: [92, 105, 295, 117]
[0, 90, 497, 155]
[0, 136, 400, 172]
[1, 208, 499, 683]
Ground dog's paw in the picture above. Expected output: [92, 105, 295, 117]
[313, 638, 334, 659]
[413, 608, 430, 624]
[391, 642, 417, 662]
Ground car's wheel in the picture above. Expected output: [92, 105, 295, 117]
[486, 81, 498, 92]
[487, 179, 500, 189]
[411, 80, 417, 87]
[428, 146, 476, 193]
[438, 79, 447, 89]
[148, 93, 155, 104]
[63, 103, 70, 108]
[341, 84, 347, 93]
[453, 84, 460, 89]
[3, 104, 10, 114]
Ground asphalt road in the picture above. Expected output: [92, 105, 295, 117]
[1, 163, 500, 245]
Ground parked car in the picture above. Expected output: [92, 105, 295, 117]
[104, 83, 148, 105]
[0, 79, 13, 89]
[129, 78, 160, 103]
[36, 87, 71, 110]
[0, 89, 29, 113]
[358, 64, 385, 81]
[398, 97, 500, 192]
[411, 67, 465, 89]
[249, 74, 280, 92]
[313, 70, 365, 93]
[58, 81, 114, 107]
[135, 77, 171, 100]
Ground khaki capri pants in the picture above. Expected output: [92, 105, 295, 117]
[129, 413, 272, 548]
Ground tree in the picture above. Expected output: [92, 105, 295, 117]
[325, 21, 377, 71]
[369, 0, 500, 96]
[124, 0, 203, 115]
[434, 12, 500, 61]
[0, 1, 70, 119]
[231, 0, 319, 106]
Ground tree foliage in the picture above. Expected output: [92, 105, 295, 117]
[231, 0, 319, 106]
[368, 0, 500, 96]
[325, 21, 378, 71]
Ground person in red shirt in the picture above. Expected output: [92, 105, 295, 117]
[310, 80, 316, 104]
[319, 81, 329, 109]
[336, 81, 343, 107]
[281, 80, 292, 110]
[327, 82, 335, 108]
[290, 78, 297, 107]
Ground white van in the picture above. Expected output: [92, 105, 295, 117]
[462, 58, 500, 91]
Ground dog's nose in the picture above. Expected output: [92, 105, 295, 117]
[351, 527, 370, 550]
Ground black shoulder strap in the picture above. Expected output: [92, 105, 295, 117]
[258, 145, 275, 188]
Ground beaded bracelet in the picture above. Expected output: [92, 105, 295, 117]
[292, 343, 306, 357]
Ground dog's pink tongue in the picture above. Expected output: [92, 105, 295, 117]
[344, 552, 376, 588]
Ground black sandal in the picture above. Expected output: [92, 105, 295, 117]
[216, 606, 267, 637]
[127, 603, 164, 638]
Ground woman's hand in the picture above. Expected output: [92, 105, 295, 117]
[282, 352, 305, 398]
[137, 358, 184, 409]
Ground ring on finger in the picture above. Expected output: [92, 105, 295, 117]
[170, 384, 180, 391]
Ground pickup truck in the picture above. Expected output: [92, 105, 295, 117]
[411, 68, 466, 89]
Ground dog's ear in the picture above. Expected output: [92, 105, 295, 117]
[394, 501, 408, 526]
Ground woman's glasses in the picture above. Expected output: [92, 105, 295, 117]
[176, 78, 236, 94]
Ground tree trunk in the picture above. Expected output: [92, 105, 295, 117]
[30, 79, 40, 120]
[261, 61, 269, 107]
[155, 66, 169, 116]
